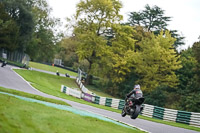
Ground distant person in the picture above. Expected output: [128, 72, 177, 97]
[56, 70, 60, 76]
[1, 60, 7, 67]
[81, 77, 85, 84]
[65, 73, 70, 77]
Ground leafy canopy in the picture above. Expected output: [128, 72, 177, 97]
[127, 4, 184, 48]
[134, 31, 182, 92]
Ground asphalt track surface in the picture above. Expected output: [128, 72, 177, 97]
[0, 65, 199, 133]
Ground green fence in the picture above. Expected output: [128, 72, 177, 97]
[105, 98, 112, 107]
[176, 111, 191, 125]
[153, 106, 165, 120]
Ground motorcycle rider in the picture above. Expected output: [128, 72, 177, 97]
[1, 60, 7, 67]
[126, 84, 143, 101]
[122, 84, 143, 117]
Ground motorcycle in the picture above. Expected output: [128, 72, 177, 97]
[1, 61, 7, 67]
[121, 97, 145, 119]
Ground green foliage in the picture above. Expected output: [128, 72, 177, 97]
[144, 85, 167, 107]
[2, 0, 35, 51]
[65, 1, 198, 113]
[176, 41, 200, 112]
[0, 3, 19, 51]
[128, 4, 170, 32]
[178, 75, 200, 112]
[74, 0, 123, 84]
[26, 0, 62, 62]
[107, 24, 136, 84]
[134, 31, 182, 92]
[127, 4, 184, 48]
[0, 0, 34, 51]
[0, 0, 62, 62]
[177, 48, 197, 94]
[192, 41, 200, 83]
[193, 41, 200, 62]
[115, 71, 139, 98]
[57, 37, 78, 67]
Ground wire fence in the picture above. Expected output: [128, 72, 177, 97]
[0, 49, 30, 66]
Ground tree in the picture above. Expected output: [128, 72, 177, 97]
[0, 0, 62, 62]
[177, 48, 197, 94]
[0, 0, 34, 51]
[144, 85, 167, 107]
[171, 41, 200, 112]
[26, 0, 62, 62]
[0, 3, 19, 51]
[74, 0, 123, 84]
[57, 37, 78, 67]
[193, 41, 200, 64]
[134, 31, 182, 92]
[128, 4, 170, 32]
[193, 41, 200, 84]
[127, 4, 184, 48]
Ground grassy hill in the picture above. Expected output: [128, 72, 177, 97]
[29, 61, 114, 98]
[0, 92, 139, 133]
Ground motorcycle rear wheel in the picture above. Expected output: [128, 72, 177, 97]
[130, 105, 140, 119]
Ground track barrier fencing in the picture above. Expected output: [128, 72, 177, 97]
[60, 68, 200, 128]
[0, 48, 30, 66]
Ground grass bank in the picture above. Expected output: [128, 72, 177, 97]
[0, 87, 70, 106]
[29, 61, 114, 98]
[0, 93, 141, 133]
[14, 69, 122, 112]
[29, 61, 77, 77]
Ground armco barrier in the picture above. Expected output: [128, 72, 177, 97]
[176, 111, 191, 125]
[61, 85, 82, 98]
[99, 97, 106, 105]
[82, 92, 93, 102]
[76, 78, 94, 95]
[163, 108, 178, 121]
[68, 89, 82, 98]
[190, 112, 200, 127]
[105, 98, 112, 107]
[74, 70, 200, 127]
[153, 106, 165, 120]
[118, 100, 125, 110]
[141, 104, 154, 118]
[94, 96, 100, 104]
[61, 85, 67, 94]
[111, 99, 120, 109]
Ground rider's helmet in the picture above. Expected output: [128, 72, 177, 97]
[134, 84, 140, 89]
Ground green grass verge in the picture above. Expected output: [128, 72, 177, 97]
[0, 87, 70, 106]
[14, 69, 122, 113]
[14, 69, 200, 132]
[29, 61, 78, 77]
[29, 61, 114, 98]
[86, 85, 115, 98]
[0, 93, 141, 133]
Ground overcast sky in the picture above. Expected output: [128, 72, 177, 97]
[47, 0, 200, 49]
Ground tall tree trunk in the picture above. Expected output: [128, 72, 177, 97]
[85, 59, 93, 85]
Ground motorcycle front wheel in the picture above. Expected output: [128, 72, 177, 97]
[130, 105, 140, 119]
[121, 107, 126, 117]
